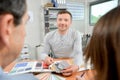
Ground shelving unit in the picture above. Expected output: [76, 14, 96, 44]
[44, 7, 67, 34]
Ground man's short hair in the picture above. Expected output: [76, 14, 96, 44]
[0, 0, 27, 26]
[57, 10, 72, 20]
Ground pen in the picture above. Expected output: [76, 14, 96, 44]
[81, 72, 85, 77]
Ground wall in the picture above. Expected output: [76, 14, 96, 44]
[66, 0, 96, 34]
[26, 0, 44, 47]
[65, 0, 86, 33]
[24, 0, 49, 59]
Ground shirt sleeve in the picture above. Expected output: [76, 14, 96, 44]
[72, 31, 84, 67]
[11, 73, 39, 80]
[40, 33, 51, 60]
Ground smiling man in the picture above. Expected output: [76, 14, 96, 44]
[40, 10, 83, 76]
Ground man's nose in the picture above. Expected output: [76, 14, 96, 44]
[61, 20, 66, 24]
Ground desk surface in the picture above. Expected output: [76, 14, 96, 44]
[4, 61, 95, 80]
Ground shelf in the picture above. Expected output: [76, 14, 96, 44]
[49, 27, 57, 29]
[44, 7, 66, 34]
[45, 7, 66, 10]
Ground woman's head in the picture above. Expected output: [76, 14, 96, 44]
[84, 6, 120, 80]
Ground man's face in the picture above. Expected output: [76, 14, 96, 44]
[6, 12, 29, 65]
[10, 12, 28, 58]
[11, 13, 28, 53]
[57, 13, 72, 32]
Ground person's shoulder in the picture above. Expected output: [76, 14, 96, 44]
[46, 30, 57, 36]
[70, 28, 83, 36]
[45, 30, 57, 39]
[11, 73, 38, 80]
[0, 71, 38, 80]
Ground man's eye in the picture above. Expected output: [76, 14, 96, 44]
[65, 19, 68, 22]
[59, 19, 62, 21]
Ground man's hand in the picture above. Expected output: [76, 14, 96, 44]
[61, 65, 79, 76]
[44, 56, 54, 65]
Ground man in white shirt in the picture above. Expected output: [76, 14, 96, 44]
[41, 10, 83, 76]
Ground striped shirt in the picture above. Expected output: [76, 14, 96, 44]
[40, 28, 83, 66]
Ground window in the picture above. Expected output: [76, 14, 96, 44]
[89, 0, 119, 26]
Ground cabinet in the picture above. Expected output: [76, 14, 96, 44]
[44, 7, 66, 34]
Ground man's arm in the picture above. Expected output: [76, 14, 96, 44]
[40, 34, 51, 60]
[40, 32, 54, 65]
[73, 31, 84, 67]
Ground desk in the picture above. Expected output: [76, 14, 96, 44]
[4, 61, 96, 80]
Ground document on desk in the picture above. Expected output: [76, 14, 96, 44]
[9, 60, 71, 75]
[9, 62, 40, 75]
[9, 61, 53, 75]
[36, 73, 66, 80]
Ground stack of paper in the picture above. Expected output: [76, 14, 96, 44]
[36, 73, 66, 80]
